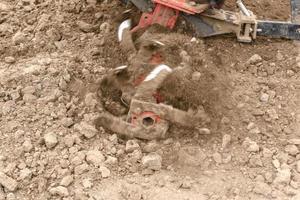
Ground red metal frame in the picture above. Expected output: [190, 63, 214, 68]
[131, 0, 209, 33]
[131, 3, 179, 33]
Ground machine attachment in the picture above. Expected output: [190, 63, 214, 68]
[122, 0, 300, 42]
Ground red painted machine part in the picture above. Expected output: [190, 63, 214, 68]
[131, 3, 179, 33]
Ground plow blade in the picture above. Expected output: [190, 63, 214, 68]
[257, 21, 300, 40]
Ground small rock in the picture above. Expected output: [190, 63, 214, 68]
[104, 156, 118, 165]
[60, 175, 73, 187]
[296, 160, 300, 173]
[19, 168, 32, 180]
[125, 140, 140, 153]
[23, 94, 37, 103]
[74, 122, 98, 139]
[61, 117, 74, 128]
[86, 0, 97, 6]
[264, 172, 273, 183]
[99, 166, 110, 178]
[64, 135, 75, 148]
[287, 69, 295, 77]
[253, 182, 272, 196]
[260, 93, 269, 103]
[180, 180, 192, 189]
[85, 93, 98, 108]
[248, 54, 262, 65]
[288, 139, 300, 145]
[109, 134, 118, 145]
[198, 128, 211, 135]
[77, 21, 95, 33]
[212, 152, 222, 164]
[285, 145, 299, 156]
[44, 132, 58, 149]
[74, 163, 89, 175]
[99, 22, 110, 34]
[49, 186, 69, 197]
[12, 31, 27, 45]
[4, 57, 15, 64]
[22, 86, 36, 95]
[0, 2, 11, 11]
[82, 178, 93, 189]
[6, 193, 15, 200]
[0, 172, 18, 192]
[192, 72, 201, 81]
[272, 159, 281, 169]
[22, 139, 33, 152]
[262, 148, 273, 158]
[86, 150, 105, 167]
[243, 138, 260, 152]
[274, 168, 291, 185]
[142, 153, 162, 171]
[143, 141, 159, 153]
[249, 127, 261, 135]
[222, 134, 231, 149]
[249, 154, 263, 167]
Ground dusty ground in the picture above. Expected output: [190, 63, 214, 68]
[1, 0, 300, 200]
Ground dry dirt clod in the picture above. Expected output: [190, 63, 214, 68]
[86, 150, 105, 167]
[19, 168, 32, 180]
[99, 166, 110, 178]
[0, 172, 18, 192]
[142, 153, 162, 171]
[260, 93, 269, 103]
[75, 122, 98, 139]
[253, 181, 272, 196]
[288, 139, 300, 145]
[4, 57, 15, 64]
[285, 145, 299, 156]
[274, 168, 291, 185]
[197, 128, 211, 135]
[243, 138, 260, 152]
[82, 178, 93, 189]
[22, 139, 33, 152]
[248, 54, 263, 65]
[212, 152, 222, 164]
[222, 134, 231, 149]
[49, 186, 69, 197]
[125, 140, 140, 153]
[44, 132, 58, 149]
[77, 21, 95, 33]
[60, 175, 73, 187]
[143, 141, 160, 153]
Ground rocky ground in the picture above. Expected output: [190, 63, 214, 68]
[1, 0, 300, 200]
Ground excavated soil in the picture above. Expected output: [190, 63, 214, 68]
[1, 0, 300, 200]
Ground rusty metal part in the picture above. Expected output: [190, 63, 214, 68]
[131, 3, 180, 33]
[96, 112, 169, 140]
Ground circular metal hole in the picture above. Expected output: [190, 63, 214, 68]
[142, 117, 155, 127]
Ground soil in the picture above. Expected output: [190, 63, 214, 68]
[0, 0, 300, 200]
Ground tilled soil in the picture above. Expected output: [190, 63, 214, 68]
[1, 0, 300, 200]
